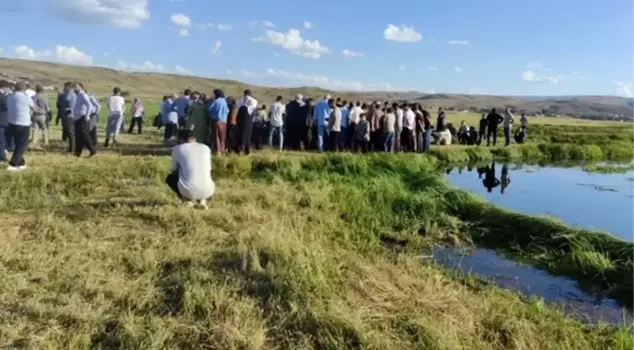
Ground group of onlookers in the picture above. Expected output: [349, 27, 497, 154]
[156, 89, 529, 156]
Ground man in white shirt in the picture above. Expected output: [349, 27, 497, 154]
[166, 128, 215, 209]
[24, 83, 36, 99]
[104, 87, 125, 147]
[400, 104, 416, 152]
[268, 95, 285, 151]
[503, 107, 514, 146]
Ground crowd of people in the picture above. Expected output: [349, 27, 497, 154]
[155, 88, 529, 157]
[0, 80, 530, 207]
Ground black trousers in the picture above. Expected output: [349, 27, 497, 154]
[400, 129, 414, 152]
[329, 131, 340, 151]
[129, 117, 143, 134]
[74, 117, 96, 157]
[486, 126, 498, 146]
[236, 119, 254, 155]
[165, 172, 185, 200]
[164, 122, 177, 140]
[63, 117, 75, 152]
[7, 124, 29, 167]
[353, 139, 369, 153]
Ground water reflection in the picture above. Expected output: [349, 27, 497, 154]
[434, 247, 632, 325]
[443, 162, 633, 240]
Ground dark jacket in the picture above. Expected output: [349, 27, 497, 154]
[479, 117, 488, 131]
[0, 93, 8, 127]
[486, 112, 503, 128]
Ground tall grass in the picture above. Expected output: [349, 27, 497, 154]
[0, 137, 632, 348]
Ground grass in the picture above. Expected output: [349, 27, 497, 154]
[582, 164, 634, 174]
[0, 127, 632, 349]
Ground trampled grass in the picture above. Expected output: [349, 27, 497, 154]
[0, 127, 632, 349]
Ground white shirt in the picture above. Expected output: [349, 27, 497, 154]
[25, 89, 35, 98]
[395, 108, 404, 131]
[503, 112, 514, 127]
[269, 101, 286, 127]
[236, 95, 258, 115]
[170, 142, 215, 200]
[107, 95, 125, 116]
[348, 106, 363, 124]
[403, 109, 415, 130]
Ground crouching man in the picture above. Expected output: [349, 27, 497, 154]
[166, 128, 215, 209]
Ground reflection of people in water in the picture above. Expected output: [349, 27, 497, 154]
[482, 161, 500, 192]
[476, 165, 487, 179]
[500, 163, 511, 194]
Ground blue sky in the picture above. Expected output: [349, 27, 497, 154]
[0, 0, 632, 96]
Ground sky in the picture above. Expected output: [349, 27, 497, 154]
[0, 0, 632, 97]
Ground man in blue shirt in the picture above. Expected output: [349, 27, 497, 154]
[6, 81, 34, 171]
[174, 89, 191, 128]
[339, 100, 350, 150]
[311, 95, 331, 153]
[207, 89, 229, 155]
[58, 82, 77, 151]
[0, 80, 11, 161]
[162, 94, 178, 143]
[72, 82, 97, 157]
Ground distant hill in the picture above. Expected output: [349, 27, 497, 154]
[0, 58, 631, 121]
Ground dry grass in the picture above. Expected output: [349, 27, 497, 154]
[0, 128, 631, 349]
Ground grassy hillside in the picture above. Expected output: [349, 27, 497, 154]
[0, 58, 631, 120]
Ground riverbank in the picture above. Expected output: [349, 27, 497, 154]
[0, 151, 631, 349]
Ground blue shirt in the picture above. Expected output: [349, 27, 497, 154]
[162, 99, 178, 124]
[73, 90, 93, 120]
[312, 99, 331, 126]
[208, 97, 229, 123]
[60, 91, 76, 116]
[340, 107, 349, 129]
[89, 95, 101, 115]
[174, 96, 190, 117]
[7, 91, 34, 126]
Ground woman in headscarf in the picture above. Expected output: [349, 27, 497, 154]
[128, 97, 144, 134]
[186, 91, 208, 144]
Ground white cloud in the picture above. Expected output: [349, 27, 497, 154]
[216, 24, 232, 31]
[263, 68, 404, 92]
[399, 64, 406, 71]
[383, 24, 422, 43]
[522, 70, 536, 81]
[47, 0, 150, 28]
[11, 45, 93, 65]
[118, 60, 165, 72]
[304, 21, 312, 29]
[342, 49, 364, 58]
[252, 29, 331, 59]
[174, 65, 194, 75]
[178, 28, 189, 37]
[454, 66, 463, 73]
[427, 66, 439, 71]
[448, 40, 469, 45]
[211, 41, 222, 55]
[613, 81, 632, 97]
[248, 20, 274, 28]
[170, 13, 191, 27]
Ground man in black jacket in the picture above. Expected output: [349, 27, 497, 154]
[477, 112, 487, 145]
[286, 94, 308, 150]
[485, 108, 503, 146]
[0, 80, 10, 161]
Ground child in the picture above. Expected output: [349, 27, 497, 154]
[353, 113, 370, 153]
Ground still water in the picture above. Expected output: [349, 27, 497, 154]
[433, 247, 631, 325]
[444, 163, 633, 241]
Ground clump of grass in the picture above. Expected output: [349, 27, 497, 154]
[583, 164, 634, 174]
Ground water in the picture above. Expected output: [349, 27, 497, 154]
[434, 247, 632, 325]
[444, 163, 633, 241]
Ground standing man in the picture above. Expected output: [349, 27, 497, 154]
[285, 94, 305, 150]
[486, 108, 503, 146]
[382, 107, 396, 152]
[174, 89, 192, 129]
[162, 94, 178, 144]
[312, 95, 331, 153]
[24, 83, 36, 99]
[104, 87, 125, 147]
[0, 80, 11, 161]
[30, 85, 51, 148]
[268, 95, 285, 151]
[503, 107, 514, 146]
[87, 91, 101, 146]
[327, 98, 341, 152]
[58, 82, 76, 150]
[339, 100, 349, 150]
[478, 112, 488, 145]
[208, 89, 229, 155]
[6, 81, 35, 171]
[235, 89, 257, 154]
[72, 83, 97, 157]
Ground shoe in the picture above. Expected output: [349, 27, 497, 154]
[18, 165, 27, 170]
[7, 165, 24, 172]
[198, 199, 208, 209]
[185, 201, 195, 208]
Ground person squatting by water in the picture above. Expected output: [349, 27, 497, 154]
[166, 128, 215, 209]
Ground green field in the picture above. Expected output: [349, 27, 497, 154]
[1, 117, 632, 348]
